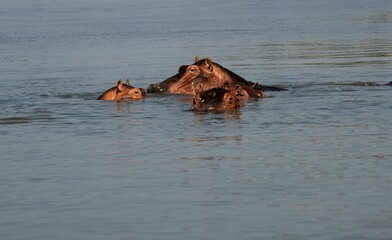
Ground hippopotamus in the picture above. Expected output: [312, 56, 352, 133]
[191, 75, 250, 101]
[191, 82, 245, 111]
[190, 57, 286, 95]
[97, 79, 146, 101]
[147, 56, 285, 98]
[184, 63, 266, 99]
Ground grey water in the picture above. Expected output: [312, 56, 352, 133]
[1, 0, 392, 239]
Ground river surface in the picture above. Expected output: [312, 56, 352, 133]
[1, 0, 392, 239]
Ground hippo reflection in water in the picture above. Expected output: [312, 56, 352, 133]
[97, 79, 146, 101]
[191, 82, 245, 111]
[147, 56, 286, 98]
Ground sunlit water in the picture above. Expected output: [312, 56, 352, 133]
[1, 0, 392, 239]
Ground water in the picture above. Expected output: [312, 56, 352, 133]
[1, 0, 392, 239]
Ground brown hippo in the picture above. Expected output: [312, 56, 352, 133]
[187, 65, 265, 99]
[97, 79, 146, 101]
[191, 75, 250, 101]
[191, 57, 287, 96]
[147, 56, 285, 97]
[191, 83, 245, 111]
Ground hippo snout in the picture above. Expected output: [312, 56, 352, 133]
[147, 83, 167, 93]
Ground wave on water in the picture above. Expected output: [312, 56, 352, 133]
[0, 117, 32, 125]
[288, 81, 392, 90]
[326, 81, 392, 87]
[56, 92, 99, 100]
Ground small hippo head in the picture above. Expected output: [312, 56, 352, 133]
[191, 83, 244, 111]
[125, 86, 146, 99]
[97, 79, 146, 101]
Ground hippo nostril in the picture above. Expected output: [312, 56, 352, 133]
[147, 84, 159, 93]
[148, 83, 168, 93]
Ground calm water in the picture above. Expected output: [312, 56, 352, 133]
[1, 0, 392, 239]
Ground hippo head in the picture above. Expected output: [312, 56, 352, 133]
[115, 79, 146, 100]
[124, 86, 146, 99]
[173, 65, 201, 91]
[171, 57, 233, 94]
[194, 57, 268, 98]
[191, 83, 244, 111]
[147, 56, 209, 94]
[147, 65, 189, 93]
[189, 70, 263, 100]
[97, 79, 146, 101]
[194, 57, 230, 83]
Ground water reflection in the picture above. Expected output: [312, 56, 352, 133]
[179, 156, 243, 161]
[192, 110, 241, 124]
[177, 135, 243, 143]
[97, 101, 145, 114]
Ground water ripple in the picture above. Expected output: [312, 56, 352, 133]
[0, 117, 32, 125]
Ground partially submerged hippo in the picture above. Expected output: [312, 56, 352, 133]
[97, 79, 146, 101]
[191, 75, 250, 101]
[147, 56, 285, 98]
[185, 62, 266, 99]
[191, 83, 245, 111]
[191, 57, 285, 94]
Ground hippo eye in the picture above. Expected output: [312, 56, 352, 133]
[134, 91, 139, 95]
[189, 68, 195, 73]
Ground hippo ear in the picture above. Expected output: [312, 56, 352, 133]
[234, 84, 245, 97]
[234, 84, 242, 91]
[204, 58, 213, 71]
[252, 83, 259, 89]
[194, 56, 200, 62]
[125, 79, 131, 86]
[116, 79, 123, 91]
